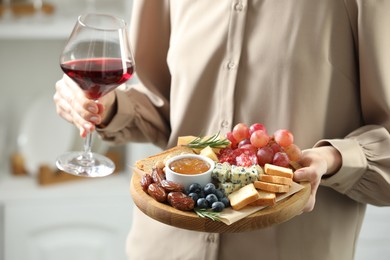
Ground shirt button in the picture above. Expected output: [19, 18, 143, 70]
[234, 3, 244, 12]
[221, 120, 230, 128]
[227, 61, 235, 70]
[206, 234, 216, 243]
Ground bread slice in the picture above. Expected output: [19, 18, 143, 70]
[258, 174, 293, 186]
[228, 183, 260, 210]
[135, 145, 195, 173]
[264, 163, 293, 178]
[254, 180, 290, 193]
[248, 190, 276, 206]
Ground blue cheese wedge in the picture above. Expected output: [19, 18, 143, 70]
[212, 162, 231, 183]
[230, 165, 249, 184]
[251, 164, 264, 176]
[213, 162, 263, 195]
[230, 165, 260, 185]
[218, 182, 243, 195]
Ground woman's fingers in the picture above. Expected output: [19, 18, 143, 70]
[294, 167, 320, 212]
[293, 149, 327, 212]
[53, 75, 101, 136]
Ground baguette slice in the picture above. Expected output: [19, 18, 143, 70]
[254, 180, 290, 193]
[228, 183, 260, 210]
[259, 174, 293, 186]
[264, 163, 293, 178]
[135, 146, 195, 173]
[248, 190, 276, 206]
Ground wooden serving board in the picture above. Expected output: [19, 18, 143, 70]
[130, 172, 311, 233]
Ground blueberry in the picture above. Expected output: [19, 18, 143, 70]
[220, 197, 230, 207]
[197, 198, 208, 209]
[205, 193, 218, 205]
[204, 183, 216, 195]
[188, 183, 202, 194]
[188, 192, 199, 202]
[214, 189, 224, 200]
[211, 201, 225, 212]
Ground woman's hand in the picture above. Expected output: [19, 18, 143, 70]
[53, 74, 116, 137]
[293, 145, 342, 212]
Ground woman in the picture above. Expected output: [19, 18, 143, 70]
[54, 0, 390, 259]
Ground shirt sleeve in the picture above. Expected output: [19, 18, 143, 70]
[96, 0, 172, 149]
[317, 0, 390, 206]
[317, 126, 390, 206]
[97, 84, 170, 148]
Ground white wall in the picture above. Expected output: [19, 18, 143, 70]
[0, 39, 65, 162]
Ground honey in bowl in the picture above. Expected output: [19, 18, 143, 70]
[165, 154, 215, 188]
[169, 157, 210, 175]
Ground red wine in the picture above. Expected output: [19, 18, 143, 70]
[61, 58, 134, 99]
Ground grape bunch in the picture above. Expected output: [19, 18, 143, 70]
[186, 182, 230, 212]
[223, 123, 302, 168]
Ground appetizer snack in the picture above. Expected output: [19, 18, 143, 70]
[264, 163, 294, 178]
[254, 181, 291, 193]
[258, 174, 293, 186]
[134, 122, 304, 219]
[228, 183, 260, 210]
[165, 154, 215, 188]
[248, 190, 276, 207]
[226, 162, 295, 209]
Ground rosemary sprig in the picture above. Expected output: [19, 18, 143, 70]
[185, 132, 230, 149]
[194, 208, 221, 222]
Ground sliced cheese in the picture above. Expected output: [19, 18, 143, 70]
[200, 146, 219, 162]
[177, 135, 198, 146]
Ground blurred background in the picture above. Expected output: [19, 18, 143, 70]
[0, 1, 161, 259]
[0, 0, 389, 259]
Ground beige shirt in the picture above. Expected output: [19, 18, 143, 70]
[99, 0, 390, 259]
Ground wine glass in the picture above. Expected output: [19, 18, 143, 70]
[56, 13, 134, 177]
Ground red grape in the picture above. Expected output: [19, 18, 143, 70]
[284, 143, 302, 162]
[269, 141, 283, 154]
[232, 123, 250, 142]
[273, 129, 294, 147]
[249, 123, 267, 135]
[238, 139, 251, 148]
[226, 123, 303, 168]
[226, 132, 238, 149]
[250, 130, 270, 148]
[239, 144, 257, 153]
[272, 152, 290, 167]
[256, 146, 274, 166]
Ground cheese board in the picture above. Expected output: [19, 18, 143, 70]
[130, 172, 310, 233]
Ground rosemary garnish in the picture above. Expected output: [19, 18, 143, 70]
[185, 132, 230, 149]
[194, 208, 221, 222]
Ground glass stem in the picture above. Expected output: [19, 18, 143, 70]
[83, 131, 94, 162]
